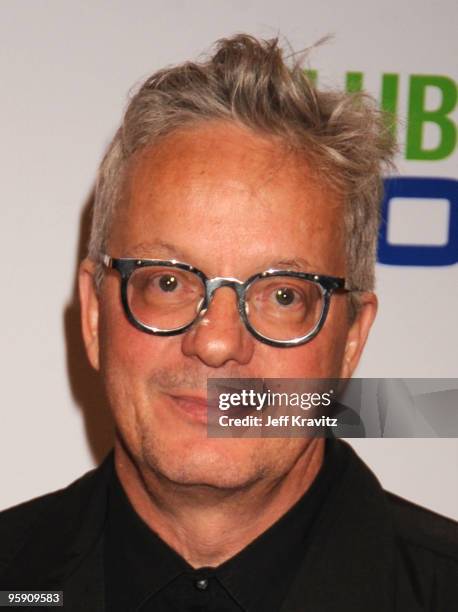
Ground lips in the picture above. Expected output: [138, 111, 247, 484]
[169, 388, 259, 426]
[168, 394, 214, 424]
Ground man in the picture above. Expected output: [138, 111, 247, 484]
[1, 34, 456, 611]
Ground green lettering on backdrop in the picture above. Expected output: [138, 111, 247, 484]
[380, 73, 399, 138]
[344, 72, 400, 139]
[345, 71, 364, 92]
[304, 70, 456, 159]
[406, 75, 457, 160]
[304, 69, 318, 84]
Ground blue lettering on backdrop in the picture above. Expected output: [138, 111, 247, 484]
[378, 177, 458, 266]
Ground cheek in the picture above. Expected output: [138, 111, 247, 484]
[253, 300, 349, 378]
[99, 292, 141, 372]
[97, 289, 187, 451]
[315, 298, 350, 375]
[98, 285, 182, 382]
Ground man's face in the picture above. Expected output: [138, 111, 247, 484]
[80, 121, 376, 489]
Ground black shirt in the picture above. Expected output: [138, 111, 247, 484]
[103, 439, 347, 612]
[1, 440, 458, 611]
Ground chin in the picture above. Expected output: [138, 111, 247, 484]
[141, 436, 268, 490]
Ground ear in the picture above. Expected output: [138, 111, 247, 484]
[78, 258, 100, 371]
[340, 292, 378, 378]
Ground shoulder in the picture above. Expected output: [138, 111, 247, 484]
[0, 488, 61, 572]
[0, 457, 111, 575]
[386, 491, 458, 560]
[340, 440, 458, 563]
[338, 441, 458, 606]
[385, 491, 458, 605]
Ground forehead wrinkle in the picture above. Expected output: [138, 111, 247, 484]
[122, 240, 193, 261]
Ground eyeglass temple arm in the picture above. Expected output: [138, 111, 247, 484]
[100, 253, 113, 269]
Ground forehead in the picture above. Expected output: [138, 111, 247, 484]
[109, 121, 345, 275]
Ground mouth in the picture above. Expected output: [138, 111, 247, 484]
[168, 379, 267, 425]
[168, 390, 255, 425]
[168, 393, 215, 424]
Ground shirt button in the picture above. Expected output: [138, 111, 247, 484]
[194, 578, 209, 591]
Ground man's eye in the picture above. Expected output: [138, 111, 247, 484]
[273, 287, 299, 307]
[158, 274, 179, 292]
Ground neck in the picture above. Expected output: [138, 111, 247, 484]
[114, 438, 325, 568]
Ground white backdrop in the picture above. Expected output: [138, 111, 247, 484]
[1, 1, 457, 518]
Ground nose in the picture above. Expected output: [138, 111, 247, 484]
[181, 286, 254, 367]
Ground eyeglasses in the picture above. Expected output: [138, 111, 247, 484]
[100, 254, 353, 348]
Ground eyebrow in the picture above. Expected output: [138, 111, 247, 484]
[123, 241, 190, 260]
[268, 257, 314, 271]
[123, 242, 315, 272]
